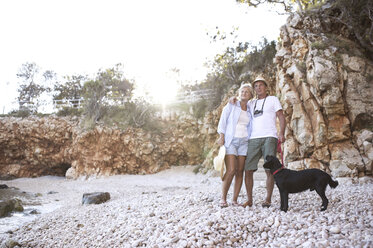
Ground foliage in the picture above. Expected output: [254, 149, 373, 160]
[16, 62, 51, 113]
[190, 99, 209, 120]
[193, 165, 203, 174]
[76, 65, 160, 131]
[296, 61, 307, 73]
[242, 39, 277, 74]
[310, 41, 329, 50]
[325, 0, 373, 58]
[82, 64, 134, 124]
[6, 108, 51, 118]
[207, 26, 240, 43]
[99, 100, 163, 132]
[7, 109, 32, 118]
[236, 0, 326, 12]
[54, 75, 85, 108]
[184, 38, 277, 115]
[56, 107, 83, 117]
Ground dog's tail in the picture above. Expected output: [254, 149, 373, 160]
[328, 177, 339, 188]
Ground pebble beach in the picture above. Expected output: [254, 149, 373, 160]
[1, 166, 372, 247]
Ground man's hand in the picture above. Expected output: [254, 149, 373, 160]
[228, 96, 237, 104]
[278, 133, 285, 143]
[276, 110, 286, 143]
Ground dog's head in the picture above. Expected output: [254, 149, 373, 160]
[263, 155, 282, 171]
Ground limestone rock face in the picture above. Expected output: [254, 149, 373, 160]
[276, 12, 373, 177]
[67, 116, 204, 179]
[0, 117, 75, 178]
[0, 116, 205, 179]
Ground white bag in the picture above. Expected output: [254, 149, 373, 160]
[213, 146, 226, 180]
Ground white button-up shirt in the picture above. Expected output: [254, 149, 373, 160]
[217, 101, 253, 147]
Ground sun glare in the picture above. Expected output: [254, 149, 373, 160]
[149, 78, 179, 105]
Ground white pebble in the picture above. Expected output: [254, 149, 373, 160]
[329, 226, 341, 234]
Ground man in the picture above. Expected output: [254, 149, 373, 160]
[232, 77, 286, 207]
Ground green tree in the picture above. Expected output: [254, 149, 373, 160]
[16, 62, 49, 113]
[181, 38, 276, 114]
[82, 64, 134, 124]
[327, 0, 373, 57]
[54, 75, 85, 108]
[236, 0, 325, 12]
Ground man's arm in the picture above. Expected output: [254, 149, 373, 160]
[228, 96, 237, 104]
[276, 109, 286, 143]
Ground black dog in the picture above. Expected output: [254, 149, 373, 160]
[263, 155, 338, 212]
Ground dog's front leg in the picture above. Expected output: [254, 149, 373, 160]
[280, 191, 288, 212]
[280, 192, 289, 212]
[278, 187, 284, 211]
[283, 192, 289, 212]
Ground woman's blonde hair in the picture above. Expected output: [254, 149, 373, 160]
[238, 83, 254, 100]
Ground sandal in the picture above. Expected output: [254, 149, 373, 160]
[261, 201, 271, 208]
[242, 201, 253, 207]
[232, 202, 243, 207]
[220, 201, 228, 208]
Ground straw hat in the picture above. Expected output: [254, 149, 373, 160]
[213, 146, 226, 180]
[252, 76, 268, 86]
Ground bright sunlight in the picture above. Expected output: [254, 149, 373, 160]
[148, 78, 179, 105]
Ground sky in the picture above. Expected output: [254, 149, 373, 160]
[0, 0, 288, 113]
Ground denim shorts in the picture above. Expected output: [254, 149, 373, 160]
[226, 137, 249, 156]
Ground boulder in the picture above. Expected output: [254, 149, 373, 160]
[82, 192, 111, 205]
[0, 199, 24, 217]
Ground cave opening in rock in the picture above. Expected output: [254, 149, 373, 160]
[352, 113, 373, 131]
[48, 163, 71, 177]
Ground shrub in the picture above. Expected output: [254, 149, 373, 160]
[56, 107, 83, 117]
[311, 41, 328, 50]
[180, 38, 277, 118]
[8, 109, 32, 118]
[98, 100, 163, 132]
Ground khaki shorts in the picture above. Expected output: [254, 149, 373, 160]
[245, 137, 278, 171]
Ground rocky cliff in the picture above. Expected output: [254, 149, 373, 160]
[275, 11, 373, 177]
[0, 117, 74, 178]
[0, 116, 206, 179]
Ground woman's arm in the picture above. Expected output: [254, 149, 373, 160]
[217, 103, 232, 134]
[217, 133, 225, 146]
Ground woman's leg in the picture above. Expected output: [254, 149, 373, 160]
[244, 170, 254, 206]
[221, 155, 237, 205]
[232, 155, 245, 204]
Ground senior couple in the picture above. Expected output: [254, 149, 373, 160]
[217, 77, 286, 208]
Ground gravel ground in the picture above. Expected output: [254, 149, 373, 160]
[0, 166, 372, 247]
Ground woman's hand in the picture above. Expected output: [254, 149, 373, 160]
[217, 135, 225, 146]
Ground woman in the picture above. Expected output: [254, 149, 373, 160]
[217, 83, 253, 207]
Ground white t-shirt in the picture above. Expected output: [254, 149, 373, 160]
[249, 96, 282, 139]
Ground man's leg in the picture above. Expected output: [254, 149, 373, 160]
[264, 170, 274, 205]
[244, 138, 263, 206]
[262, 137, 278, 206]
